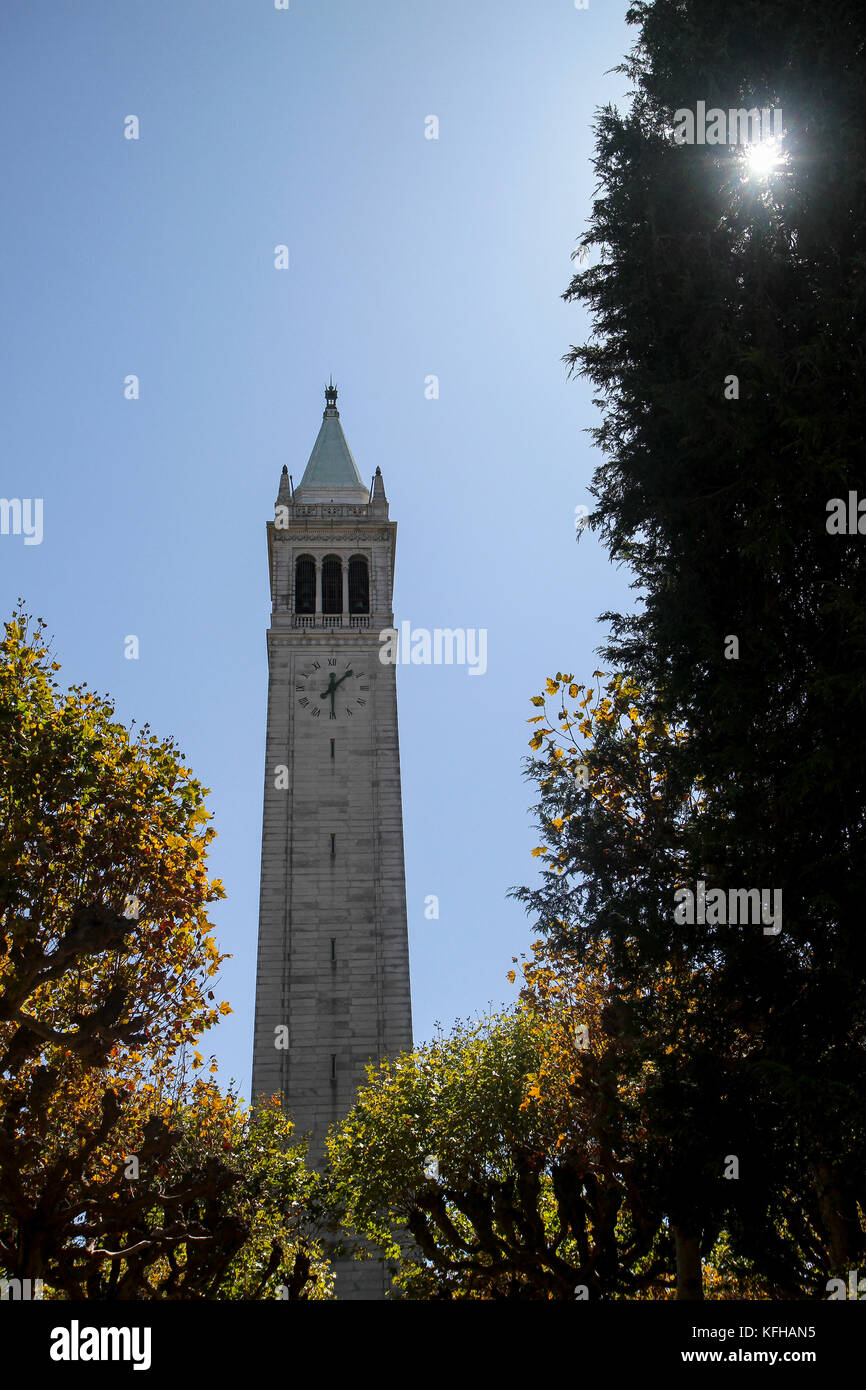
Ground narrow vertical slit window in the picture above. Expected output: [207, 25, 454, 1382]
[330, 937, 336, 962]
[330, 738, 335, 760]
[348, 555, 370, 614]
[330, 1054, 337, 1081]
[322, 555, 343, 614]
[294, 554, 315, 614]
[330, 833, 336, 857]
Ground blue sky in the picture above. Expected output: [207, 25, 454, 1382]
[0, 0, 635, 1099]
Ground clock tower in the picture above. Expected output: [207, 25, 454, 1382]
[251, 384, 413, 1299]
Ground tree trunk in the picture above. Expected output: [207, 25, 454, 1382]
[811, 1159, 861, 1274]
[674, 1226, 703, 1300]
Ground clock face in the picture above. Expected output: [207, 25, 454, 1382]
[295, 656, 370, 720]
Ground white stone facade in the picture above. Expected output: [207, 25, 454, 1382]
[251, 455, 413, 1300]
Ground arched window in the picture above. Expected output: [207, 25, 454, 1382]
[295, 554, 315, 614]
[322, 555, 343, 614]
[348, 555, 370, 614]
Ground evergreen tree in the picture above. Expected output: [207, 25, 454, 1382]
[552, 0, 866, 1279]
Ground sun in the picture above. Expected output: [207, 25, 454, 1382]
[744, 139, 784, 180]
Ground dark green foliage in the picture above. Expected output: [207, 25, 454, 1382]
[518, 0, 866, 1286]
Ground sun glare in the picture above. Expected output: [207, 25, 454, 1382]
[744, 139, 783, 179]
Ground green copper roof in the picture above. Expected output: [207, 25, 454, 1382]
[295, 386, 367, 496]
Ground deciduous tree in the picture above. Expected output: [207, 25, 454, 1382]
[0, 610, 327, 1298]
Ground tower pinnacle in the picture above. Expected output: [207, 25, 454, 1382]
[293, 382, 367, 503]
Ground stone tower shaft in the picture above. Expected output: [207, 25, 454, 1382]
[251, 389, 414, 1241]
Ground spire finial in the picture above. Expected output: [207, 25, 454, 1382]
[324, 379, 338, 414]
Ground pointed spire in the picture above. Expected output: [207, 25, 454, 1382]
[276, 463, 292, 506]
[370, 463, 388, 514]
[293, 383, 369, 503]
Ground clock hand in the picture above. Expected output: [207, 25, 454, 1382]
[317, 671, 355, 716]
[321, 670, 353, 696]
[317, 673, 338, 716]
